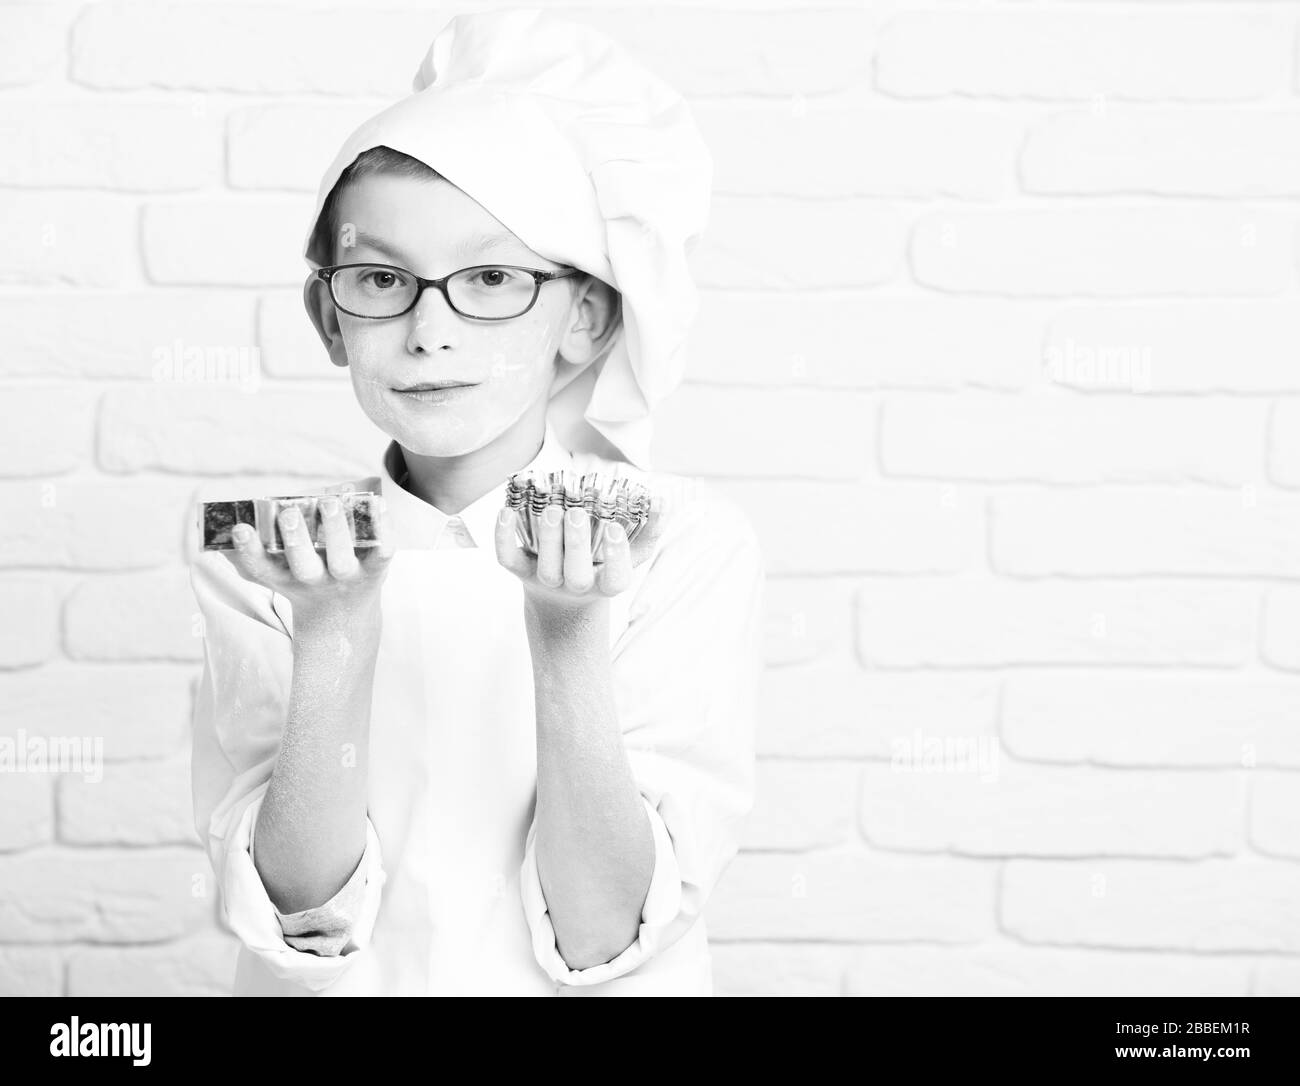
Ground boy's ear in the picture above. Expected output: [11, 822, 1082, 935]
[303, 276, 350, 368]
[558, 276, 622, 368]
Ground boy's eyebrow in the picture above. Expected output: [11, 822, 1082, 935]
[350, 228, 528, 266]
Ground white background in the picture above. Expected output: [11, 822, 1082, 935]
[1, 0, 1298, 996]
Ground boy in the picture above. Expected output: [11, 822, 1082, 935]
[190, 8, 764, 996]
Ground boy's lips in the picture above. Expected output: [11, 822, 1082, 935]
[394, 381, 477, 391]
[392, 383, 479, 403]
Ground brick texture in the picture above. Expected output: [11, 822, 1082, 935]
[3, 2, 1294, 998]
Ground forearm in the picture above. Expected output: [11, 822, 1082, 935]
[526, 597, 655, 969]
[253, 604, 381, 915]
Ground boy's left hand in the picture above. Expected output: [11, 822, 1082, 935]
[494, 499, 667, 611]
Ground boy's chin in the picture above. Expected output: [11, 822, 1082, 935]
[392, 427, 492, 459]
[373, 411, 500, 459]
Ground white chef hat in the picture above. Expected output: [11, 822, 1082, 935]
[301, 7, 713, 470]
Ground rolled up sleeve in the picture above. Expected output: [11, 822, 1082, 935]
[190, 550, 386, 992]
[517, 486, 765, 988]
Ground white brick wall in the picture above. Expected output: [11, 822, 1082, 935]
[2, 0, 1297, 998]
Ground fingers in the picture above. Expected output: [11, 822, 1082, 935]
[278, 505, 326, 585]
[562, 507, 595, 595]
[317, 497, 361, 581]
[225, 493, 394, 593]
[595, 522, 632, 596]
[495, 507, 535, 579]
[224, 521, 282, 587]
[535, 505, 565, 588]
[495, 502, 637, 600]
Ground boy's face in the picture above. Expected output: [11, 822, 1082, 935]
[306, 172, 603, 457]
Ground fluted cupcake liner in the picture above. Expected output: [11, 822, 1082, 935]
[503, 469, 650, 564]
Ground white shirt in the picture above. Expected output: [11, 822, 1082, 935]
[189, 420, 765, 996]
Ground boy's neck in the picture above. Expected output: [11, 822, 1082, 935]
[396, 397, 548, 516]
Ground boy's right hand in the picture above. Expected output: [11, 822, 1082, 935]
[221, 496, 396, 635]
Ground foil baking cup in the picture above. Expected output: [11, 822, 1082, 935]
[503, 469, 650, 564]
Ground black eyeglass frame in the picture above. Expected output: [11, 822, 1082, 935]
[315, 262, 583, 321]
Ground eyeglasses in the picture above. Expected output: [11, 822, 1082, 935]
[315, 262, 582, 321]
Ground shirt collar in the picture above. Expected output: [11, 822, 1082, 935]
[378, 418, 574, 550]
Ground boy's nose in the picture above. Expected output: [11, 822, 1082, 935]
[405, 287, 460, 353]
